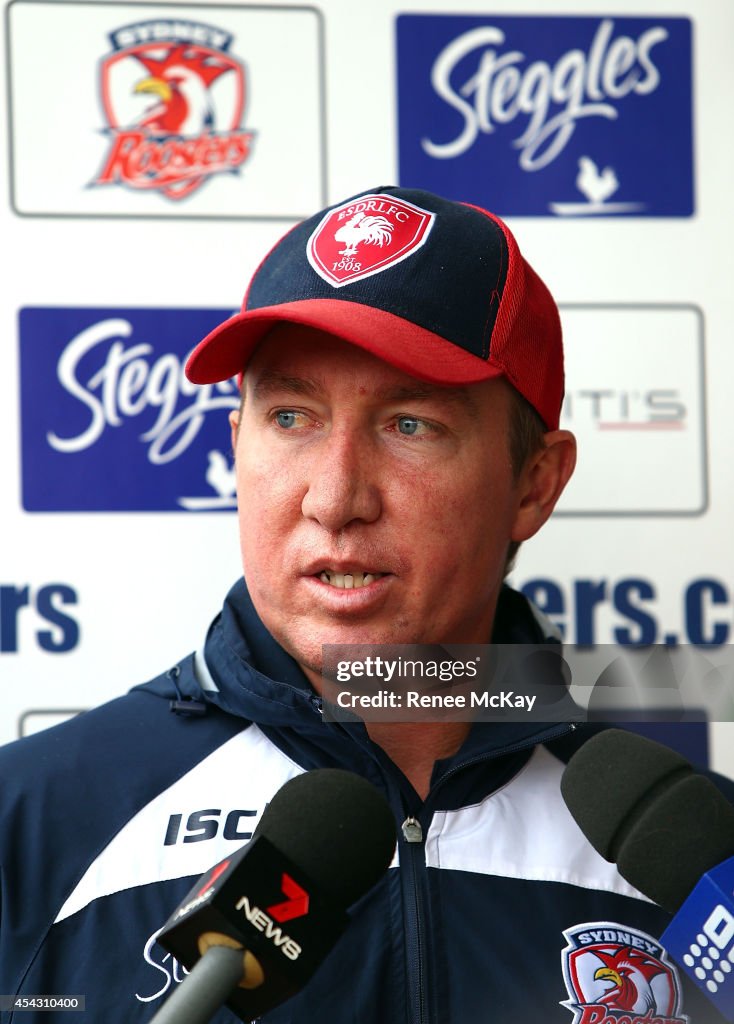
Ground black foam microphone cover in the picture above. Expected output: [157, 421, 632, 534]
[561, 729, 734, 913]
[154, 768, 397, 1023]
[253, 767, 397, 907]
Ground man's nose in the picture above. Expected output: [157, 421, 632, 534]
[300, 427, 381, 531]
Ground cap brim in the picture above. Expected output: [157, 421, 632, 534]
[186, 299, 505, 386]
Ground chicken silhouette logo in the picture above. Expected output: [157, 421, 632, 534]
[550, 156, 644, 217]
[307, 193, 435, 287]
[561, 923, 687, 1024]
[576, 158, 619, 205]
[335, 213, 394, 256]
[179, 450, 237, 511]
[94, 20, 254, 200]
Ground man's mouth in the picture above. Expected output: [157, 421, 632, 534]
[318, 571, 386, 590]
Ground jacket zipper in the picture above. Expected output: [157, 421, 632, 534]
[314, 695, 575, 1023]
[401, 813, 429, 1024]
[397, 722, 575, 1024]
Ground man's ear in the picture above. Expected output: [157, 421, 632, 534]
[229, 409, 240, 455]
[511, 430, 577, 543]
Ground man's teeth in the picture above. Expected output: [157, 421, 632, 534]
[319, 571, 384, 589]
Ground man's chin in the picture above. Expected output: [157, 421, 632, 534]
[264, 623, 323, 677]
[271, 623, 404, 683]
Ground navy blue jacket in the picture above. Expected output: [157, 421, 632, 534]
[0, 579, 730, 1023]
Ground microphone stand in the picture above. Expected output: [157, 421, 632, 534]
[148, 946, 246, 1024]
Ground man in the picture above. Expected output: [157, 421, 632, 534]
[0, 186, 728, 1023]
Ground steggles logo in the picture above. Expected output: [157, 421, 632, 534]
[422, 19, 668, 172]
[93, 20, 255, 200]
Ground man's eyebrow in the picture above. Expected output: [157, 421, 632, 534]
[374, 382, 479, 416]
[250, 371, 324, 400]
[250, 370, 479, 416]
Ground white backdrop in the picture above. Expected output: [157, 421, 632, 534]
[1, 0, 732, 768]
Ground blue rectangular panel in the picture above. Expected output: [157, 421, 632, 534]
[662, 856, 734, 1018]
[397, 15, 693, 217]
[19, 307, 239, 511]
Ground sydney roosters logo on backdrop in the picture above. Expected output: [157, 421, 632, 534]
[93, 20, 254, 200]
[561, 922, 688, 1024]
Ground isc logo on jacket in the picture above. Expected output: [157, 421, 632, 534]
[561, 922, 687, 1024]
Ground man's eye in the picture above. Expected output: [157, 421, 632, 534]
[397, 416, 426, 436]
[275, 411, 299, 428]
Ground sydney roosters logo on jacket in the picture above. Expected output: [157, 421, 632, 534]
[561, 922, 688, 1024]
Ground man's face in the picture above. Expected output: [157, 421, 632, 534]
[231, 325, 531, 680]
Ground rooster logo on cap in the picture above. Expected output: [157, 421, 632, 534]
[334, 213, 394, 257]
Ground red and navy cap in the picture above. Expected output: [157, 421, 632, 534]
[186, 186, 564, 429]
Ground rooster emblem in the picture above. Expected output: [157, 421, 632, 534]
[576, 156, 619, 206]
[178, 449, 237, 511]
[131, 44, 233, 136]
[96, 22, 253, 201]
[307, 193, 435, 287]
[549, 156, 644, 216]
[334, 213, 394, 257]
[205, 450, 236, 499]
[561, 923, 685, 1024]
[593, 947, 668, 1013]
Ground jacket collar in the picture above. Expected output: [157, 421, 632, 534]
[199, 577, 569, 750]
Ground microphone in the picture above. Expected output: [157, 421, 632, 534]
[561, 729, 734, 1019]
[149, 768, 396, 1024]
